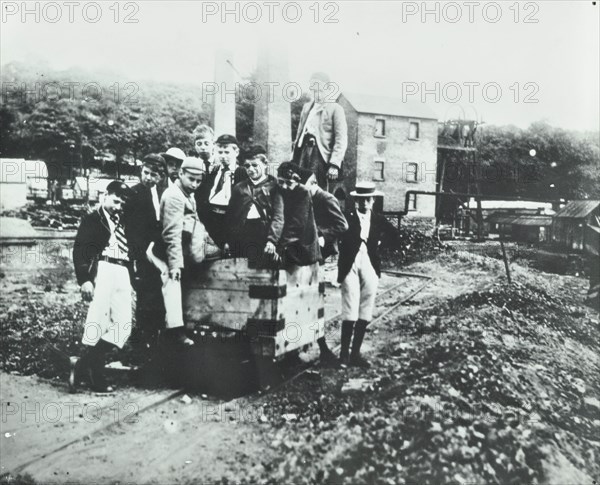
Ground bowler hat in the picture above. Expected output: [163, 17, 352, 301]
[350, 181, 383, 197]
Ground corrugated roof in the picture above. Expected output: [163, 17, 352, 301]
[487, 214, 521, 225]
[487, 213, 553, 226]
[512, 215, 553, 226]
[554, 200, 600, 219]
[465, 198, 554, 211]
[340, 92, 438, 120]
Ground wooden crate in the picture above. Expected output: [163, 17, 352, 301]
[182, 257, 325, 359]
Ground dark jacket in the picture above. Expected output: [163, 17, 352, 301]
[280, 185, 321, 266]
[225, 175, 284, 249]
[72, 208, 134, 286]
[196, 164, 247, 220]
[124, 183, 160, 261]
[337, 210, 398, 283]
[311, 187, 348, 260]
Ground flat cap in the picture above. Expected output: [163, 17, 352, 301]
[161, 147, 186, 162]
[215, 134, 239, 147]
[277, 161, 314, 185]
[180, 157, 205, 174]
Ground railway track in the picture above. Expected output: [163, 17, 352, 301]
[4, 271, 432, 478]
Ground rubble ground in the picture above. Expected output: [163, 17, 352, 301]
[234, 252, 599, 485]
[1, 242, 598, 484]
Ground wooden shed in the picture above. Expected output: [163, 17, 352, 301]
[552, 200, 600, 252]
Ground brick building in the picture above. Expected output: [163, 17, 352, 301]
[336, 92, 438, 219]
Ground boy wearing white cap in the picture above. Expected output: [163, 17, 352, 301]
[151, 157, 205, 346]
[337, 182, 398, 367]
[161, 147, 187, 190]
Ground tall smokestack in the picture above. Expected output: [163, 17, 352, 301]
[212, 48, 236, 137]
[253, 41, 292, 169]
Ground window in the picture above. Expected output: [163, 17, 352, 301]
[374, 118, 386, 137]
[408, 193, 417, 211]
[406, 162, 418, 183]
[409, 121, 420, 140]
[373, 160, 385, 181]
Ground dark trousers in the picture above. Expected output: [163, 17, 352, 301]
[294, 136, 328, 190]
[201, 207, 227, 248]
[229, 219, 268, 261]
[134, 258, 165, 340]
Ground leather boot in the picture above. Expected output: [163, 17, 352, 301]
[349, 319, 370, 368]
[339, 321, 355, 365]
[317, 337, 339, 368]
[89, 340, 115, 393]
[69, 346, 93, 393]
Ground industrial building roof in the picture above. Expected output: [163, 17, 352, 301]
[554, 200, 600, 219]
[464, 198, 554, 212]
[340, 92, 438, 120]
[487, 213, 554, 226]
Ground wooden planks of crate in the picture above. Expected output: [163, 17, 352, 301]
[182, 257, 325, 359]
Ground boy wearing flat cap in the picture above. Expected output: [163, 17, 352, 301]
[161, 147, 186, 190]
[337, 182, 399, 368]
[125, 154, 168, 353]
[151, 157, 206, 346]
[277, 161, 321, 267]
[278, 162, 349, 366]
[71, 180, 135, 393]
[225, 146, 284, 261]
[197, 134, 247, 246]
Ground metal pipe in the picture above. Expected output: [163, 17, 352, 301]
[395, 190, 563, 217]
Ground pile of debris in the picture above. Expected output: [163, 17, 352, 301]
[0, 298, 87, 378]
[1, 203, 88, 230]
[249, 281, 599, 484]
[382, 226, 447, 267]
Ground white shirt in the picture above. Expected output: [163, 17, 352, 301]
[150, 186, 160, 221]
[101, 207, 129, 261]
[209, 167, 232, 206]
[357, 210, 371, 243]
[246, 175, 268, 220]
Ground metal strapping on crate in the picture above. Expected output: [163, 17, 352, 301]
[248, 284, 287, 299]
[246, 318, 286, 335]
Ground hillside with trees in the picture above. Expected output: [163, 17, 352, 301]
[1, 62, 598, 202]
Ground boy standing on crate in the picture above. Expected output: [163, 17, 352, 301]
[71, 181, 135, 393]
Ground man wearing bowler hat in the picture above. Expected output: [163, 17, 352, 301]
[337, 182, 398, 367]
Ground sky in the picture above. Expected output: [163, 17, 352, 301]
[1, 0, 599, 131]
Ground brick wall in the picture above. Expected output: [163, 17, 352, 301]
[337, 96, 438, 218]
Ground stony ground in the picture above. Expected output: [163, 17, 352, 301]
[1, 240, 598, 484]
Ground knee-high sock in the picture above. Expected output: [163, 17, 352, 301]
[351, 319, 369, 358]
[340, 321, 355, 359]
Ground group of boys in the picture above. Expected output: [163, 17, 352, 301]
[71, 120, 397, 393]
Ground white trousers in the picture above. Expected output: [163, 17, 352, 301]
[82, 261, 132, 349]
[146, 243, 184, 329]
[341, 243, 379, 321]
